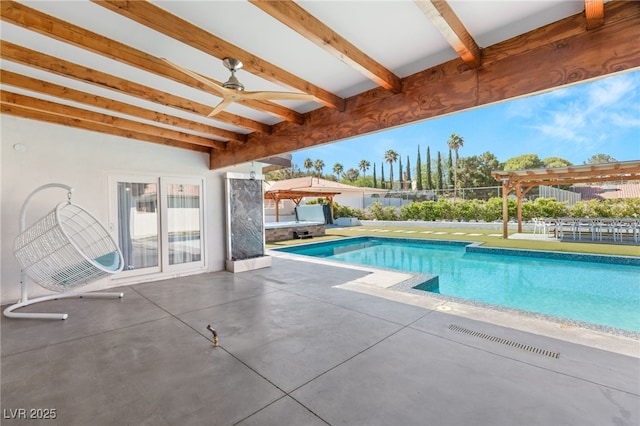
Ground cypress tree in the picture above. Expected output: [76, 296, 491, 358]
[398, 156, 403, 190]
[426, 146, 433, 190]
[381, 162, 385, 189]
[406, 155, 412, 190]
[373, 162, 377, 188]
[416, 146, 423, 191]
[447, 149, 454, 188]
[436, 151, 443, 191]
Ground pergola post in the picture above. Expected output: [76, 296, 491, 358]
[501, 178, 510, 239]
[516, 183, 523, 233]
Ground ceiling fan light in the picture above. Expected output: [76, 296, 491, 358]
[223, 73, 244, 91]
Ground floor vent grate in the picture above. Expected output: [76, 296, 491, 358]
[449, 324, 560, 359]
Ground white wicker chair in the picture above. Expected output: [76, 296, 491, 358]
[4, 184, 125, 320]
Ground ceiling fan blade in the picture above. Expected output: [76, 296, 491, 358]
[207, 98, 234, 117]
[240, 91, 315, 102]
[161, 58, 228, 96]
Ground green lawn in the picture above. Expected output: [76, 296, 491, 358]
[267, 225, 640, 257]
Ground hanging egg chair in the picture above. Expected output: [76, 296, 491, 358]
[4, 184, 125, 320]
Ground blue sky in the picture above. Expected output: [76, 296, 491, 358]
[292, 70, 640, 172]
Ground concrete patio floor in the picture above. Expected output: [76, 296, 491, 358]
[2, 256, 639, 425]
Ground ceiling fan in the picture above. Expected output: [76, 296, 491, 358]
[164, 57, 315, 117]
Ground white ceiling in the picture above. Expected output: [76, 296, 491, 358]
[1, 0, 588, 139]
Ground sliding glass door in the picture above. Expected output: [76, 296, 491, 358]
[111, 176, 204, 278]
[162, 178, 203, 272]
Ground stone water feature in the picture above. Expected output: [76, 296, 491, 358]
[225, 173, 271, 272]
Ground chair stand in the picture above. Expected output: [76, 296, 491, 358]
[3, 273, 123, 320]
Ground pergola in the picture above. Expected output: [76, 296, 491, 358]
[491, 160, 640, 239]
[264, 189, 341, 222]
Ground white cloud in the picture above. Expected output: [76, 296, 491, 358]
[529, 71, 640, 148]
[587, 74, 636, 108]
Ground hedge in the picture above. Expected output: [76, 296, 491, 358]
[331, 198, 640, 222]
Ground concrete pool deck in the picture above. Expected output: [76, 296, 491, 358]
[2, 255, 638, 425]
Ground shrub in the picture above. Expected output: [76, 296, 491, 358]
[454, 199, 483, 221]
[482, 197, 515, 222]
[332, 202, 366, 219]
[359, 196, 640, 222]
[399, 202, 422, 220]
[366, 201, 399, 220]
[532, 198, 568, 218]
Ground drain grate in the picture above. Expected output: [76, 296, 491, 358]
[449, 324, 560, 359]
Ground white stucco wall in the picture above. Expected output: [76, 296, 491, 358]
[1, 116, 247, 305]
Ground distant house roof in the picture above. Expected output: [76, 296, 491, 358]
[265, 177, 387, 196]
[572, 183, 640, 201]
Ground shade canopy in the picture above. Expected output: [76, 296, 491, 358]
[492, 161, 640, 238]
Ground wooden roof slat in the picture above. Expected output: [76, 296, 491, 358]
[0, 41, 270, 135]
[249, 0, 402, 93]
[585, 0, 605, 30]
[414, 0, 482, 69]
[93, 0, 345, 111]
[1, 70, 237, 145]
[491, 161, 640, 186]
[1, 102, 210, 153]
[264, 189, 341, 200]
[1, 90, 225, 150]
[0, 1, 303, 124]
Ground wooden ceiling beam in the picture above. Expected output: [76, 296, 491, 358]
[0, 1, 303, 124]
[0, 70, 241, 144]
[93, 0, 345, 111]
[1, 90, 225, 150]
[481, 0, 636, 67]
[585, 0, 605, 30]
[210, 1, 640, 169]
[0, 41, 270, 134]
[1, 102, 210, 154]
[414, 0, 481, 69]
[249, 0, 402, 93]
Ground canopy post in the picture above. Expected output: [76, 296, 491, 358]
[501, 178, 509, 239]
[516, 183, 523, 233]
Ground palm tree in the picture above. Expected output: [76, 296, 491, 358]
[447, 133, 464, 200]
[333, 163, 344, 180]
[384, 149, 399, 190]
[314, 159, 325, 182]
[344, 168, 359, 182]
[358, 160, 370, 185]
[303, 158, 313, 176]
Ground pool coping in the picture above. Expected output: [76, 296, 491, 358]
[268, 236, 640, 356]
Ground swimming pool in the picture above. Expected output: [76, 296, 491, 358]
[274, 237, 640, 332]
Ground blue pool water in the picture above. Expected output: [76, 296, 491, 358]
[275, 237, 640, 332]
